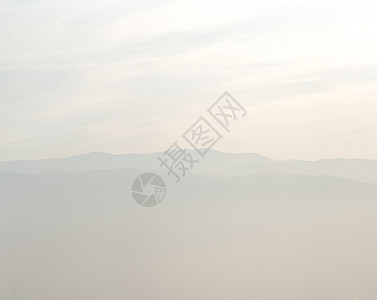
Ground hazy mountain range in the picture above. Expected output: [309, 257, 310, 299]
[0, 151, 376, 300]
[1, 150, 376, 184]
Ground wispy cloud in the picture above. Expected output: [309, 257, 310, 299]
[1, 0, 376, 160]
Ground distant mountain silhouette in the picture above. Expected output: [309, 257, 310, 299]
[1, 167, 377, 300]
[0, 150, 375, 185]
[0, 150, 272, 174]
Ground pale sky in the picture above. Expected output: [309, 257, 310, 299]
[1, 0, 376, 161]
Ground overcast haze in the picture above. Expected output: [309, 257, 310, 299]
[1, 152, 377, 300]
[1, 0, 376, 161]
[1, 2, 377, 299]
